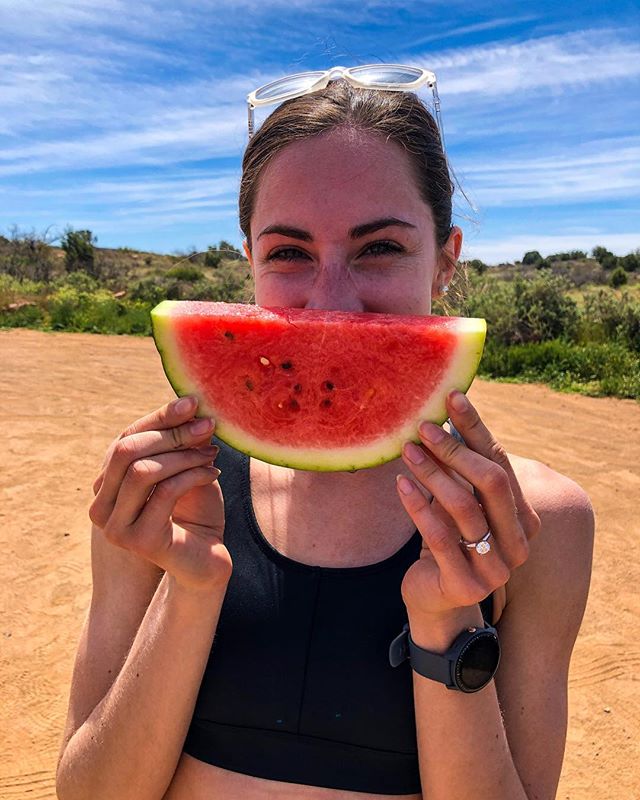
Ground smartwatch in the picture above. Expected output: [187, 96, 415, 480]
[389, 622, 501, 693]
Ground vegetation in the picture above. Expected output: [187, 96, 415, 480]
[1, 227, 638, 400]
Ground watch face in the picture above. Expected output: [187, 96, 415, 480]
[456, 632, 500, 692]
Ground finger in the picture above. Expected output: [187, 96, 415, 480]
[415, 422, 530, 569]
[93, 418, 216, 527]
[91, 444, 218, 529]
[119, 395, 201, 439]
[445, 391, 541, 541]
[401, 442, 511, 586]
[402, 441, 489, 543]
[396, 475, 486, 603]
[131, 466, 222, 559]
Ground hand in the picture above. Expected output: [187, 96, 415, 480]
[396, 390, 541, 623]
[90, 396, 232, 593]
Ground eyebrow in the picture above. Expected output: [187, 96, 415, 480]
[257, 217, 417, 242]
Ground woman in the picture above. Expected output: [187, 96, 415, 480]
[56, 69, 595, 800]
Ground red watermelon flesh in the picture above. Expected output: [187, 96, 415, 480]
[151, 301, 486, 471]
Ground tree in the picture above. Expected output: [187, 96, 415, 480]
[522, 250, 543, 266]
[61, 228, 99, 278]
[591, 246, 614, 264]
[217, 240, 245, 261]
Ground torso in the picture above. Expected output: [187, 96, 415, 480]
[163, 452, 521, 800]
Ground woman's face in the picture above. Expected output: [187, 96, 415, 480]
[244, 127, 462, 316]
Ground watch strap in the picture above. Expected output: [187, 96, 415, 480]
[407, 628, 453, 685]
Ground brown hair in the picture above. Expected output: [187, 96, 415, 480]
[239, 79, 464, 310]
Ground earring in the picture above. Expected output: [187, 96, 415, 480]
[441, 284, 449, 294]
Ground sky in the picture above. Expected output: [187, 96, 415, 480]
[1, 0, 639, 264]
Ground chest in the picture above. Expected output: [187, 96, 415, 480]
[249, 459, 419, 569]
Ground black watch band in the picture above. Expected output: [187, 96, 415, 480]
[389, 621, 500, 692]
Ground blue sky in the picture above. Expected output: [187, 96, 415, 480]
[1, 0, 639, 264]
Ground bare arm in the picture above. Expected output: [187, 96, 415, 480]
[408, 477, 594, 799]
[57, 552, 228, 800]
[56, 396, 232, 800]
[396, 393, 594, 800]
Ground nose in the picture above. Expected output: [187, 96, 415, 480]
[304, 263, 365, 312]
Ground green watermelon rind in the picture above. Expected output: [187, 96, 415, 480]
[151, 300, 486, 472]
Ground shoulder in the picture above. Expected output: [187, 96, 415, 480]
[502, 453, 595, 649]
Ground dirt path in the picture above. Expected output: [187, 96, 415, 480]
[1, 329, 638, 799]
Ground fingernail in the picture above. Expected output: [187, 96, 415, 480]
[397, 475, 415, 495]
[190, 417, 212, 435]
[420, 422, 445, 444]
[404, 442, 426, 464]
[175, 396, 195, 414]
[450, 391, 469, 413]
[197, 445, 219, 456]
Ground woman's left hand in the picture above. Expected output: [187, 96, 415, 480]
[397, 390, 541, 622]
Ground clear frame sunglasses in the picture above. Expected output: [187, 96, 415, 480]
[246, 63, 445, 146]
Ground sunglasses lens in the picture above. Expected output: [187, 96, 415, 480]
[253, 71, 326, 102]
[348, 65, 424, 85]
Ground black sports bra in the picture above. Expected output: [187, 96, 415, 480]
[183, 431, 493, 795]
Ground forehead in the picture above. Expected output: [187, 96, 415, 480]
[251, 128, 432, 238]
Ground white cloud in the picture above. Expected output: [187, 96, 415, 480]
[416, 29, 640, 98]
[456, 138, 640, 206]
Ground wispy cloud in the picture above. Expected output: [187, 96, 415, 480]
[457, 137, 640, 206]
[420, 29, 640, 97]
[410, 15, 539, 48]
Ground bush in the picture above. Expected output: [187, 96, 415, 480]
[0, 303, 46, 328]
[467, 270, 579, 345]
[579, 289, 640, 353]
[47, 286, 152, 334]
[0, 226, 56, 282]
[204, 248, 222, 268]
[609, 266, 628, 288]
[479, 339, 640, 399]
[165, 264, 205, 282]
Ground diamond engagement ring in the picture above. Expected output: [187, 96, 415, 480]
[460, 530, 492, 555]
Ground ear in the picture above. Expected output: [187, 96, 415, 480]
[432, 226, 463, 294]
[243, 240, 254, 276]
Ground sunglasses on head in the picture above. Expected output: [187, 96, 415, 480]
[246, 63, 445, 147]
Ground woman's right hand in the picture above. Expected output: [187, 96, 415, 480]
[89, 395, 232, 593]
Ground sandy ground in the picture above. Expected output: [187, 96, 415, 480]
[0, 328, 639, 800]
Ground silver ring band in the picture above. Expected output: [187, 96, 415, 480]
[459, 530, 492, 555]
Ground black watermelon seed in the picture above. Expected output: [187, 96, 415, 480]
[320, 398, 332, 408]
[224, 331, 234, 340]
[293, 383, 302, 394]
[289, 399, 300, 411]
[281, 361, 293, 370]
[322, 381, 334, 391]
[245, 379, 254, 391]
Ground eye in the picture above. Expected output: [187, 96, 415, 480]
[266, 247, 309, 262]
[361, 240, 404, 257]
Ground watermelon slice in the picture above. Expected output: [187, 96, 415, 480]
[151, 301, 486, 472]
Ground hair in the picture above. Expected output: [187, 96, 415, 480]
[239, 79, 465, 311]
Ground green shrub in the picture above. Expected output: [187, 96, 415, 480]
[165, 264, 205, 282]
[609, 266, 628, 288]
[479, 339, 640, 399]
[0, 303, 46, 328]
[47, 286, 152, 334]
[579, 289, 640, 352]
